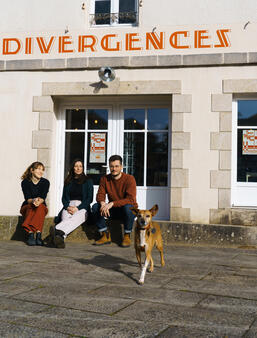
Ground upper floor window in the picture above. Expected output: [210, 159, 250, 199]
[91, 0, 138, 26]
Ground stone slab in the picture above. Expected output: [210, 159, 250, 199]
[224, 52, 247, 64]
[223, 79, 257, 93]
[6, 59, 43, 70]
[32, 96, 54, 113]
[2, 215, 257, 246]
[198, 294, 257, 316]
[88, 56, 129, 68]
[0, 323, 68, 338]
[0, 242, 256, 336]
[129, 55, 157, 67]
[158, 55, 182, 66]
[43, 58, 66, 69]
[13, 307, 167, 338]
[158, 325, 241, 338]
[183, 53, 223, 66]
[172, 94, 192, 113]
[42, 80, 181, 96]
[67, 57, 88, 68]
[211, 94, 232, 112]
[114, 300, 252, 333]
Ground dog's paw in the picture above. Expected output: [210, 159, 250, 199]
[138, 279, 144, 285]
[147, 267, 153, 273]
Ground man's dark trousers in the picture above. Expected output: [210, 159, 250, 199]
[92, 203, 135, 233]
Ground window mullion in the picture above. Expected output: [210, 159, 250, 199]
[112, 0, 119, 24]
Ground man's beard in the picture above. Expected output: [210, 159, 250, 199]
[111, 171, 120, 177]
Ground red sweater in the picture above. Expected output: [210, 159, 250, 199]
[96, 172, 138, 208]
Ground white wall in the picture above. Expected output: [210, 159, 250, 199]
[1, 65, 257, 221]
[1, 0, 256, 33]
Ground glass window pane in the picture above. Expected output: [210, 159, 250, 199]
[87, 132, 108, 185]
[238, 100, 257, 126]
[95, 0, 110, 25]
[119, 0, 135, 12]
[119, 0, 136, 24]
[88, 109, 108, 130]
[64, 132, 85, 177]
[148, 108, 169, 130]
[237, 129, 257, 182]
[147, 132, 168, 186]
[124, 109, 145, 130]
[123, 132, 144, 186]
[66, 109, 85, 130]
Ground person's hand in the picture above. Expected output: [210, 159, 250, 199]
[33, 198, 41, 207]
[67, 206, 78, 215]
[100, 202, 113, 217]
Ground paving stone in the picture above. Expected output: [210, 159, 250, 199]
[0, 241, 256, 337]
[198, 294, 257, 316]
[14, 285, 134, 314]
[165, 277, 257, 299]
[0, 322, 68, 338]
[114, 300, 252, 334]
[14, 307, 167, 338]
[158, 325, 242, 337]
[90, 285, 205, 307]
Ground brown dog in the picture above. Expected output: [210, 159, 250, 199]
[131, 204, 165, 285]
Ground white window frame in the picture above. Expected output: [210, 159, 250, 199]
[90, 0, 138, 27]
[231, 98, 257, 207]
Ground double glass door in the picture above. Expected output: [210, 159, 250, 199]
[59, 104, 170, 219]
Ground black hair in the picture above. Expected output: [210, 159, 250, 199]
[109, 155, 122, 165]
[64, 159, 88, 185]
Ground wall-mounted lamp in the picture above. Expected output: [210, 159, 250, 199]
[98, 67, 116, 82]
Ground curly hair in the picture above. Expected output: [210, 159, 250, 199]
[21, 162, 45, 180]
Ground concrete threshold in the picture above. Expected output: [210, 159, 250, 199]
[0, 216, 257, 247]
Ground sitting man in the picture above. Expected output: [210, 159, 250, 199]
[92, 154, 137, 247]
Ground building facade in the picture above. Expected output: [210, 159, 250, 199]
[2, 0, 257, 225]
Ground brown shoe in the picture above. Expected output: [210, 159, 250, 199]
[121, 233, 131, 247]
[94, 231, 111, 246]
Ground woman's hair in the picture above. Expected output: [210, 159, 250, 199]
[21, 162, 45, 180]
[64, 159, 88, 185]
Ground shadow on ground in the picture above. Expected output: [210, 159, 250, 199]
[75, 250, 139, 283]
[10, 216, 26, 243]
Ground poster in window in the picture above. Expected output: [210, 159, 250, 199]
[89, 133, 106, 163]
[242, 130, 257, 155]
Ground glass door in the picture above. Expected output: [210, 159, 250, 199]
[58, 104, 170, 219]
[64, 108, 110, 185]
[123, 107, 170, 219]
[232, 99, 257, 206]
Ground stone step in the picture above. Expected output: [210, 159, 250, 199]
[1, 216, 257, 247]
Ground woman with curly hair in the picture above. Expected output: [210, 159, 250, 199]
[20, 162, 50, 246]
[53, 159, 93, 248]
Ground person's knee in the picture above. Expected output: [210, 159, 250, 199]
[92, 203, 101, 214]
[121, 204, 134, 217]
[37, 204, 45, 210]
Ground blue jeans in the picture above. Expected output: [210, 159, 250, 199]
[92, 203, 135, 233]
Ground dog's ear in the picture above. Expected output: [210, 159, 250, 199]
[149, 204, 158, 216]
[130, 207, 139, 216]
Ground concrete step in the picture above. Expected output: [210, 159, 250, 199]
[1, 216, 257, 247]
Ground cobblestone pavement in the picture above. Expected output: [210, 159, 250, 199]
[0, 240, 257, 337]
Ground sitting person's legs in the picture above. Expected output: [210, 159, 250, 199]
[54, 200, 87, 248]
[92, 203, 134, 247]
[20, 204, 48, 246]
[111, 204, 134, 247]
[92, 202, 111, 245]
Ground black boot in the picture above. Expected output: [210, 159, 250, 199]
[36, 232, 43, 246]
[54, 230, 65, 249]
[27, 232, 36, 246]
